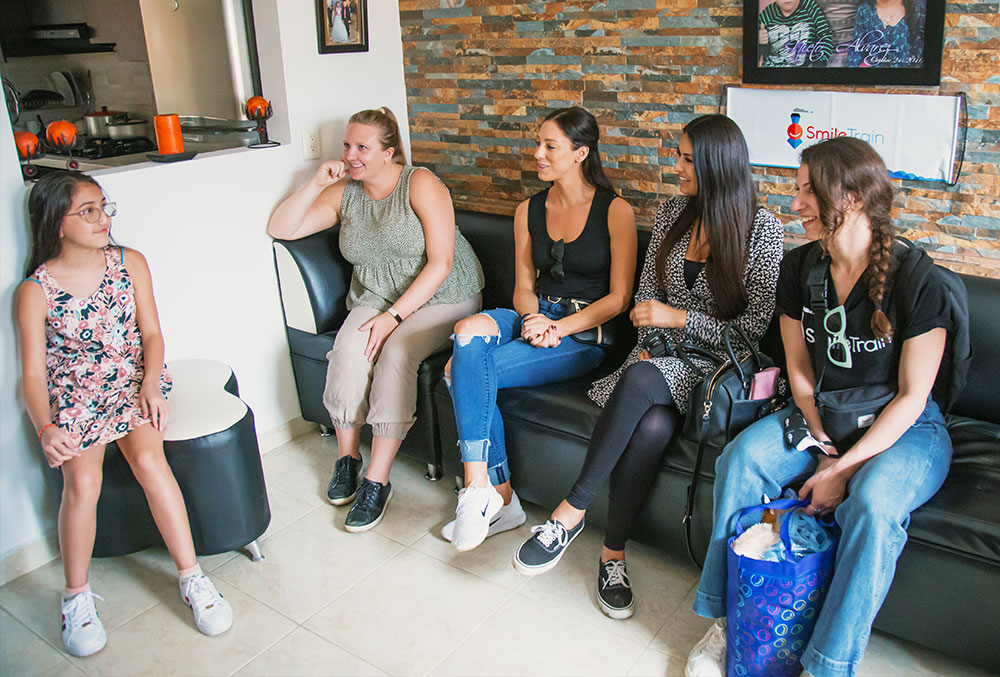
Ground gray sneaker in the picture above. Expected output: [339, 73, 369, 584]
[327, 455, 363, 505]
[512, 518, 584, 575]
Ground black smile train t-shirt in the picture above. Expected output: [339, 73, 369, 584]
[776, 241, 951, 392]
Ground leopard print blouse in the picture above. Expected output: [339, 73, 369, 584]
[588, 196, 784, 414]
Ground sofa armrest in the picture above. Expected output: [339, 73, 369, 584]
[272, 228, 352, 335]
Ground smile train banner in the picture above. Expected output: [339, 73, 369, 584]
[726, 87, 962, 183]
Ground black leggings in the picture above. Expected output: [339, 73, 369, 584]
[566, 360, 681, 551]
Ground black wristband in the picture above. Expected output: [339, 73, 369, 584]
[387, 307, 403, 324]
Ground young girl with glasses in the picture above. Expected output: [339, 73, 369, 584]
[16, 171, 233, 658]
[512, 114, 784, 620]
[441, 106, 638, 552]
[686, 137, 954, 677]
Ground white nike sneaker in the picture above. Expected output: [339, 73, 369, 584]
[449, 483, 505, 551]
[442, 489, 526, 544]
[685, 618, 727, 677]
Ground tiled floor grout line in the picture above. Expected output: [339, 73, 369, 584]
[296, 623, 388, 676]
[225, 623, 298, 677]
[294, 544, 411, 630]
[419, 583, 522, 677]
[3, 609, 73, 673]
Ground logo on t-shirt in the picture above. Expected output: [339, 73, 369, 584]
[801, 307, 892, 357]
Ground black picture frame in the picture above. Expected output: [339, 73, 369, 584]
[742, 0, 944, 86]
[316, 0, 368, 54]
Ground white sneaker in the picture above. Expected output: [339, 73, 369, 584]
[442, 490, 526, 544]
[180, 575, 233, 636]
[449, 483, 505, 551]
[685, 618, 727, 677]
[61, 590, 107, 657]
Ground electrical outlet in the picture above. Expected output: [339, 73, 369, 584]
[303, 130, 321, 160]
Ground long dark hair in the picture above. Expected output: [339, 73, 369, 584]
[25, 171, 102, 278]
[655, 114, 758, 320]
[800, 137, 896, 340]
[542, 107, 615, 193]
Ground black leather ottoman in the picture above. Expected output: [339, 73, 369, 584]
[46, 359, 271, 560]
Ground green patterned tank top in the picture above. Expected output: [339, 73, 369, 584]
[339, 165, 484, 312]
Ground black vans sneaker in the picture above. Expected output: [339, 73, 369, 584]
[512, 518, 584, 575]
[327, 455, 363, 505]
[597, 559, 634, 619]
[344, 478, 392, 532]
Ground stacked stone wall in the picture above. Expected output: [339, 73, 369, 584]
[400, 0, 1000, 275]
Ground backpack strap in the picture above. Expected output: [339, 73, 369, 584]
[804, 246, 831, 395]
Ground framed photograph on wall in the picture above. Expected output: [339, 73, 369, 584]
[316, 0, 368, 54]
[742, 0, 944, 85]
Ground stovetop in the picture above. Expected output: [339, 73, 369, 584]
[72, 137, 156, 159]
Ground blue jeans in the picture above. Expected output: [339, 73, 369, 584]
[448, 297, 608, 485]
[692, 399, 952, 677]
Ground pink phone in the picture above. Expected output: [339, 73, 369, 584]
[750, 366, 780, 400]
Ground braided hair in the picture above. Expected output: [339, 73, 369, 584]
[800, 137, 895, 340]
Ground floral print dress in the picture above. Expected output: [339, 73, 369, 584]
[29, 246, 171, 451]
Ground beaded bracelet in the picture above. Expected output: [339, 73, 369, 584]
[38, 423, 57, 442]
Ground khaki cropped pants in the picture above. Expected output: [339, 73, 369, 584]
[322, 294, 481, 440]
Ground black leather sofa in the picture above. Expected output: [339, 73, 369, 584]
[273, 209, 999, 671]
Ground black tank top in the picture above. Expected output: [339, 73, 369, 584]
[528, 186, 615, 302]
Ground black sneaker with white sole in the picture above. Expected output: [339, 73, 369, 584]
[344, 479, 392, 532]
[327, 455, 363, 505]
[597, 559, 634, 619]
[512, 518, 584, 575]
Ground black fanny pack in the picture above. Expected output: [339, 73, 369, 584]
[542, 296, 618, 348]
[805, 258, 897, 450]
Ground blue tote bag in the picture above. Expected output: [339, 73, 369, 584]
[725, 498, 838, 676]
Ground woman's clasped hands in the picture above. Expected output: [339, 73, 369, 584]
[520, 313, 561, 348]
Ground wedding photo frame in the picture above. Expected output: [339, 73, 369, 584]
[742, 0, 944, 86]
[316, 0, 369, 54]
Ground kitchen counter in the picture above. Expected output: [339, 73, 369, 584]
[29, 140, 255, 176]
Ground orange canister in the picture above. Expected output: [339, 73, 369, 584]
[154, 114, 185, 155]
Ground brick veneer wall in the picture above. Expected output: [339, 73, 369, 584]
[399, 0, 999, 276]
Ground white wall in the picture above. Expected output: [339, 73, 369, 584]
[0, 0, 409, 578]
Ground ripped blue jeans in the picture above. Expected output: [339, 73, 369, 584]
[447, 296, 607, 485]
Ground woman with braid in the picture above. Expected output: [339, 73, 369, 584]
[685, 137, 954, 677]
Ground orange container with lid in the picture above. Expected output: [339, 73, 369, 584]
[154, 114, 185, 155]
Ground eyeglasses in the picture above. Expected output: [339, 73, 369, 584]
[67, 202, 117, 224]
[550, 238, 565, 281]
[823, 305, 852, 368]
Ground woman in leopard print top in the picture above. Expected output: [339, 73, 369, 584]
[513, 116, 784, 619]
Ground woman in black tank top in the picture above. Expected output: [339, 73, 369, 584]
[441, 107, 638, 554]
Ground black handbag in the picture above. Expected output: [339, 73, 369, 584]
[804, 257, 897, 451]
[558, 297, 619, 348]
[679, 323, 785, 566]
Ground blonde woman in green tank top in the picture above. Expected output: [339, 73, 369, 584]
[268, 108, 484, 532]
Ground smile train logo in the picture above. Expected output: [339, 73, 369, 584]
[787, 112, 803, 149]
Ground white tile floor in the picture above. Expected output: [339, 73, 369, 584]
[0, 431, 991, 677]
